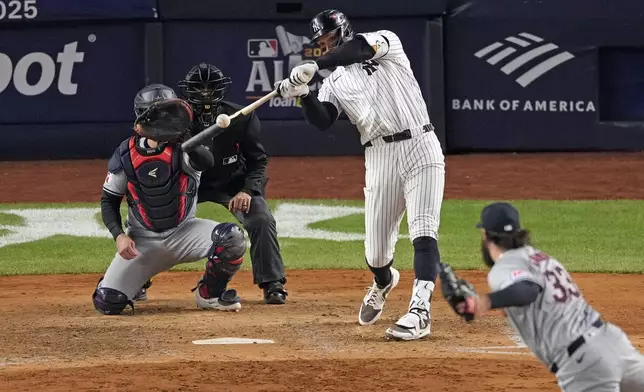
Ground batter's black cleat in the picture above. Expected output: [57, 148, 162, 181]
[263, 281, 288, 304]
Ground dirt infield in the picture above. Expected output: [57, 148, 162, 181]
[1, 153, 643, 391]
[1, 271, 643, 392]
[2, 152, 644, 202]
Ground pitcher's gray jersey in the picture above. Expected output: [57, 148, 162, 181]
[102, 137, 201, 238]
[488, 246, 600, 367]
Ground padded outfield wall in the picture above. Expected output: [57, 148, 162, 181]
[0, 0, 643, 160]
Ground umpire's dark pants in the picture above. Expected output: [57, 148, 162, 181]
[197, 185, 286, 287]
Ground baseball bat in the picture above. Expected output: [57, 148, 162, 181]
[181, 90, 278, 152]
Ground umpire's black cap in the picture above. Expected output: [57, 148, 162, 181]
[476, 202, 521, 234]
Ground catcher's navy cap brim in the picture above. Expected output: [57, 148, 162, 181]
[477, 202, 521, 234]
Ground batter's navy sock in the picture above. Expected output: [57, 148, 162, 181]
[368, 259, 393, 287]
[413, 236, 440, 282]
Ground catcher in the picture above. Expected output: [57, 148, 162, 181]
[93, 83, 247, 314]
[440, 202, 644, 391]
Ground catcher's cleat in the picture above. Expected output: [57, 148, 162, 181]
[133, 279, 153, 302]
[385, 309, 431, 341]
[358, 267, 400, 325]
[132, 287, 147, 302]
[194, 283, 241, 311]
[263, 281, 288, 305]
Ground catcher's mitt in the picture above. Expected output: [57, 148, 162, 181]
[439, 262, 478, 322]
[134, 98, 193, 143]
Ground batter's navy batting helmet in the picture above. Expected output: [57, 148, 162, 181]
[210, 222, 247, 263]
[310, 9, 354, 48]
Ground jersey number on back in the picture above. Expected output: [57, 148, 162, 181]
[361, 60, 380, 76]
[544, 265, 580, 303]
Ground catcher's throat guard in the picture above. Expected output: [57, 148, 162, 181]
[134, 98, 194, 143]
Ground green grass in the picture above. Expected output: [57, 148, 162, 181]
[0, 200, 643, 275]
[0, 229, 12, 236]
[310, 200, 644, 273]
[0, 212, 25, 226]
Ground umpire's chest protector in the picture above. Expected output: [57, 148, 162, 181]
[114, 137, 197, 232]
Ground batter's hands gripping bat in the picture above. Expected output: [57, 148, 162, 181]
[181, 90, 278, 152]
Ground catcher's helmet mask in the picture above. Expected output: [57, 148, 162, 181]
[132, 84, 193, 143]
[133, 83, 177, 117]
[178, 63, 232, 128]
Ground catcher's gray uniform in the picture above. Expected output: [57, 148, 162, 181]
[489, 246, 644, 391]
[100, 137, 215, 300]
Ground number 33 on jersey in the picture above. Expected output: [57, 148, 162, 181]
[487, 246, 601, 362]
[489, 249, 583, 305]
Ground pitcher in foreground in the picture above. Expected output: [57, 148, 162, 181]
[92, 83, 246, 315]
[441, 202, 644, 391]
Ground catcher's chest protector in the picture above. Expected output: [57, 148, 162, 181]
[120, 138, 196, 232]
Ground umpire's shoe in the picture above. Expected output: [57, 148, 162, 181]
[194, 283, 241, 311]
[359, 267, 400, 325]
[262, 281, 288, 305]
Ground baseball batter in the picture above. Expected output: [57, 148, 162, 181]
[93, 84, 247, 315]
[441, 202, 644, 391]
[276, 9, 445, 340]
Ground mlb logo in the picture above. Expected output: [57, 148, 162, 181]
[247, 39, 278, 58]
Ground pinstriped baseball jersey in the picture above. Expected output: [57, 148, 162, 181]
[313, 29, 445, 270]
[317, 30, 432, 145]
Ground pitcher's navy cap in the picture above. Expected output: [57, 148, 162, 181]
[476, 202, 521, 234]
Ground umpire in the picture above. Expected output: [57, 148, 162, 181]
[177, 63, 287, 304]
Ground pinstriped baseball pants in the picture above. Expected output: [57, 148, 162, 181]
[363, 129, 445, 268]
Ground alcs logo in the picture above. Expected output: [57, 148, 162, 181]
[0, 41, 85, 96]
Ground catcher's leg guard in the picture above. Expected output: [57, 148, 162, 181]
[196, 256, 243, 298]
[193, 222, 245, 298]
[92, 282, 134, 315]
[192, 258, 242, 311]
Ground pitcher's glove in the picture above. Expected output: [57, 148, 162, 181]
[439, 262, 478, 322]
[134, 98, 193, 143]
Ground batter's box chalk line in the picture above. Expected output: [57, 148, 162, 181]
[192, 338, 275, 345]
[454, 345, 533, 356]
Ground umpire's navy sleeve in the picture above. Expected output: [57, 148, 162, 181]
[240, 112, 268, 195]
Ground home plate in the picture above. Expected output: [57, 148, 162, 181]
[192, 338, 275, 345]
